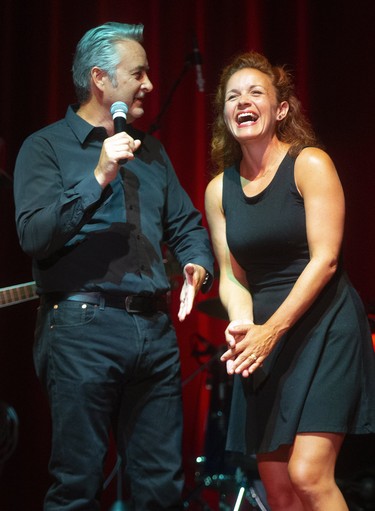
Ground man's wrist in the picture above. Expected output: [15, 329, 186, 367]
[201, 269, 213, 294]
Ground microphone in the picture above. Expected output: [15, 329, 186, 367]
[110, 101, 128, 133]
[192, 34, 205, 92]
[110, 101, 128, 165]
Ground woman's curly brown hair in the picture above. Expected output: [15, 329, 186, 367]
[210, 51, 322, 175]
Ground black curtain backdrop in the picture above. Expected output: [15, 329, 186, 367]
[0, 1, 374, 510]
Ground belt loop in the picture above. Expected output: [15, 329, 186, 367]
[99, 295, 105, 310]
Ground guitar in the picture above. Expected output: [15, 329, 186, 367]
[0, 281, 38, 308]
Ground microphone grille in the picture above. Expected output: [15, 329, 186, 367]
[110, 101, 128, 117]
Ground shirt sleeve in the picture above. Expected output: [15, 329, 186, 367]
[160, 145, 214, 289]
[14, 133, 109, 259]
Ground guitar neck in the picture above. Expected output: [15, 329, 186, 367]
[0, 281, 38, 308]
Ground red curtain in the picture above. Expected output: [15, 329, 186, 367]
[1, 1, 374, 509]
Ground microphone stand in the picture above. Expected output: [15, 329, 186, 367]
[148, 54, 195, 135]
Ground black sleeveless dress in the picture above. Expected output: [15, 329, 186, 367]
[222, 153, 375, 454]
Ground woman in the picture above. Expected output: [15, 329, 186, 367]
[204, 51, 375, 511]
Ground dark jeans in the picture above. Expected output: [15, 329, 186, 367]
[34, 299, 184, 510]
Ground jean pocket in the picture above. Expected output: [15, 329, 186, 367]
[50, 300, 98, 328]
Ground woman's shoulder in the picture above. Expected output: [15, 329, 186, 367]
[294, 147, 341, 195]
[208, 171, 224, 185]
[295, 147, 333, 167]
[205, 172, 223, 197]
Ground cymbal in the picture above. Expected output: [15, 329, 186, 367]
[197, 297, 228, 320]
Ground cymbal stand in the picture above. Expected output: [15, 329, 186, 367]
[182, 340, 224, 510]
[231, 468, 269, 511]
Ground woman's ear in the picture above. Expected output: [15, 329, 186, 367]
[277, 101, 289, 120]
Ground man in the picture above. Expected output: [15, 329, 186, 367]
[13, 22, 213, 511]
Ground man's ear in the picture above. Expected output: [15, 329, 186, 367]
[91, 67, 107, 91]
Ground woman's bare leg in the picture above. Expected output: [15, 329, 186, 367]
[257, 445, 304, 510]
[288, 432, 348, 511]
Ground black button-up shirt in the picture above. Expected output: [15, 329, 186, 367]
[14, 105, 213, 295]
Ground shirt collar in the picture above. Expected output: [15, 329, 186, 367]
[65, 104, 108, 145]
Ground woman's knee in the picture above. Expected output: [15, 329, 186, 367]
[289, 433, 343, 494]
[288, 457, 332, 498]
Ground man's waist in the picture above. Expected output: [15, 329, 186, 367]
[40, 291, 171, 314]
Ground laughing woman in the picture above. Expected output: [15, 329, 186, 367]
[205, 51, 375, 511]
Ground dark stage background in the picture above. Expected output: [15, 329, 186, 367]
[0, 1, 374, 510]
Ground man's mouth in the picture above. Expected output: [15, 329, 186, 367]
[237, 112, 258, 125]
[134, 94, 145, 103]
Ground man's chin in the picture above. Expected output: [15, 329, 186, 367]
[128, 107, 144, 123]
